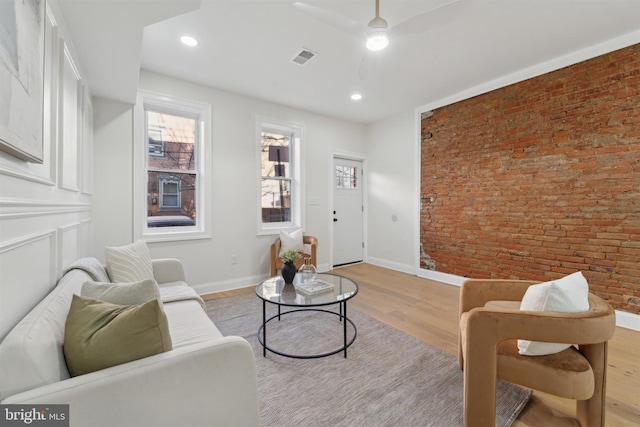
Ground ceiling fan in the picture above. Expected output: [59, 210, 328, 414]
[293, 0, 464, 79]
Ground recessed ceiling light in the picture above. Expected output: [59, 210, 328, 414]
[180, 36, 198, 47]
[351, 93, 362, 101]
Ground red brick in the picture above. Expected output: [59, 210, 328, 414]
[420, 44, 640, 314]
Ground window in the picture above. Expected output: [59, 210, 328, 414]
[257, 119, 303, 234]
[148, 138, 164, 158]
[134, 92, 211, 241]
[336, 165, 358, 189]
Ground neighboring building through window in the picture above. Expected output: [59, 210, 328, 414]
[146, 110, 196, 224]
[258, 119, 302, 233]
[134, 92, 211, 241]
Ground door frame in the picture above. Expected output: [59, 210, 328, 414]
[329, 150, 367, 269]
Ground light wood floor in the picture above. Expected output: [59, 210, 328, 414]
[204, 263, 640, 427]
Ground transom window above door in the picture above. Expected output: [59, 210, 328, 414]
[336, 165, 358, 189]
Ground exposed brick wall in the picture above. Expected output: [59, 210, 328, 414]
[420, 44, 640, 314]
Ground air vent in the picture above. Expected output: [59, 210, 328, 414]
[291, 48, 317, 66]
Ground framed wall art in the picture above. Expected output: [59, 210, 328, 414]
[0, 0, 45, 163]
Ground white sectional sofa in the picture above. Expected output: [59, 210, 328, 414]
[0, 257, 260, 427]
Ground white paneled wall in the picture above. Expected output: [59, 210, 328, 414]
[0, 2, 93, 340]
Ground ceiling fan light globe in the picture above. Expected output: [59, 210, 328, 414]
[366, 30, 389, 51]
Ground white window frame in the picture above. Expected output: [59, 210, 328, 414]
[134, 90, 212, 242]
[256, 117, 304, 235]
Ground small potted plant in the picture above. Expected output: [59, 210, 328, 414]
[280, 250, 300, 283]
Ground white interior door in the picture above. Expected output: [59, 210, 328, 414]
[332, 157, 363, 266]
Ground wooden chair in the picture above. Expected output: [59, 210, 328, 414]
[458, 279, 616, 427]
[270, 235, 318, 276]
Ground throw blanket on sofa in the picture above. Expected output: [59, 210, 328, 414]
[160, 285, 205, 309]
[62, 257, 111, 283]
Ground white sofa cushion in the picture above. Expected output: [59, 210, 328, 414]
[105, 240, 153, 283]
[81, 279, 163, 307]
[163, 300, 223, 348]
[0, 270, 88, 399]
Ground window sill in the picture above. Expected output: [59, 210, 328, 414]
[141, 228, 210, 243]
[257, 224, 302, 237]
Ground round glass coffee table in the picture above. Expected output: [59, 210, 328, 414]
[255, 273, 358, 359]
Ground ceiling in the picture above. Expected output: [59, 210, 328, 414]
[58, 0, 640, 124]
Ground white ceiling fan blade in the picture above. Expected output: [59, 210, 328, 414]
[390, 0, 467, 38]
[358, 51, 378, 81]
[292, 2, 368, 38]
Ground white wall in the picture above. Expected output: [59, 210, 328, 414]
[0, 1, 93, 340]
[91, 98, 134, 253]
[365, 110, 419, 274]
[91, 70, 367, 294]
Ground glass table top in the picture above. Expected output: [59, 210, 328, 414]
[255, 273, 358, 307]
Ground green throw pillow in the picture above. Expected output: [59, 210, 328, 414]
[64, 294, 172, 377]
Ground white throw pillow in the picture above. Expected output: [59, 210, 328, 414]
[81, 279, 163, 307]
[105, 240, 153, 283]
[517, 271, 590, 356]
[278, 229, 304, 257]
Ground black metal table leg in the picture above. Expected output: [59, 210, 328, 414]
[262, 299, 266, 357]
[343, 301, 348, 358]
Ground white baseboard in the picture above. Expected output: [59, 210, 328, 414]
[417, 268, 466, 287]
[192, 274, 264, 295]
[365, 256, 414, 275]
[615, 310, 640, 331]
[193, 262, 333, 296]
[316, 262, 331, 273]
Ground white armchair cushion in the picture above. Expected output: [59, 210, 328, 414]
[105, 240, 153, 282]
[278, 229, 304, 257]
[518, 271, 590, 355]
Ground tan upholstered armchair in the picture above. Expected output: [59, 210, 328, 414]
[458, 279, 616, 427]
[270, 235, 318, 276]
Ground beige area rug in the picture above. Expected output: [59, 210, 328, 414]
[206, 292, 531, 427]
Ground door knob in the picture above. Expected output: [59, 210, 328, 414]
[333, 218, 338, 222]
